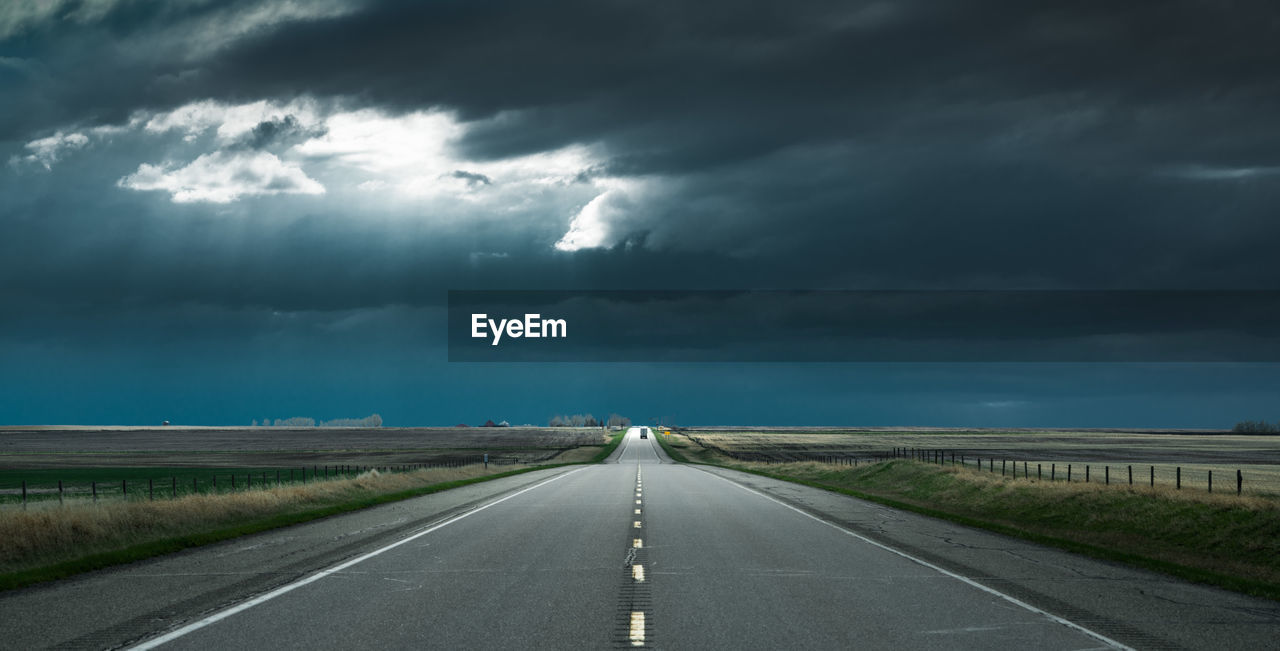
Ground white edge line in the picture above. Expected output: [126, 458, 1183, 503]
[128, 467, 585, 650]
[698, 468, 1135, 651]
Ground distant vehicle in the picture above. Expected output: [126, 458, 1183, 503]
[162, 420, 170, 426]
[640, 428, 648, 439]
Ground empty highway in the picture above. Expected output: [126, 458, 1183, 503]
[2, 427, 1278, 649]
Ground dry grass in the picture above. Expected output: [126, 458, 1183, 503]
[681, 429, 1280, 495]
[662, 432, 1280, 598]
[0, 465, 508, 576]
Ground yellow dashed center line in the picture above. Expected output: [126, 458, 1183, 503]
[633, 538, 643, 548]
[629, 612, 645, 646]
[632, 564, 646, 582]
[633, 521, 642, 528]
[635, 499, 642, 504]
[634, 508, 642, 514]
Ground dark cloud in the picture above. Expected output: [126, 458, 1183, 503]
[241, 115, 325, 150]
[450, 169, 491, 187]
[3, 1, 1280, 425]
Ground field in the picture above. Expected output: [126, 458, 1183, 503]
[659, 428, 1280, 599]
[0, 428, 624, 589]
[0, 426, 610, 504]
[675, 427, 1280, 495]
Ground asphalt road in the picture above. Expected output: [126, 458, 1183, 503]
[2, 427, 1278, 649]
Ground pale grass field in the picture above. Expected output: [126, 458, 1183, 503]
[0, 465, 519, 575]
[680, 430, 1280, 495]
[721, 455, 1280, 511]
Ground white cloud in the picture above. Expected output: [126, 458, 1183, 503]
[468, 251, 510, 265]
[555, 184, 639, 252]
[981, 400, 1030, 409]
[1161, 164, 1280, 181]
[14, 131, 89, 170]
[143, 98, 323, 143]
[0, 1, 359, 58]
[294, 108, 598, 198]
[118, 150, 325, 203]
[295, 109, 460, 175]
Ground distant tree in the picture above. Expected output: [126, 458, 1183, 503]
[551, 413, 609, 427]
[607, 413, 631, 427]
[318, 414, 384, 428]
[1233, 420, 1280, 434]
[251, 419, 258, 427]
[273, 417, 316, 427]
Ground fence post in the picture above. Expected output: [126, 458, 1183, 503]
[59, 479, 64, 505]
[1237, 469, 1242, 495]
[123, 479, 127, 497]
[149, 478, 153, 501]
[1105, 466, 1109, 485]
[232, 474, 236, 490]
[1150, 466, 1154, 487]
[171, 476, 176, 498]
[92, 481, 97, 502]
[277, 470, 281, 486]
[1176, 467, 1181, 490]
[1086, 465, 1090, 483]
[1038, 464, 1042, 480]
[1208, 470, 1212, 493]
[193, 476, 198, 494]
[1052, 464, 1056, 481]
[21, 480, 26, 507]
[1129, 465, 1132, 486]
[1068, 464, 1072, 482]
[1002, 459, 1006, 476]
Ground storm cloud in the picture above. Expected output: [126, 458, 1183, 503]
[2, 0, 1279, 425]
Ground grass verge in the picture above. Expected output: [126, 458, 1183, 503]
[593, 430, 626, 462]
[0, 438, 623, 593]
[663, 434, 1280, 601]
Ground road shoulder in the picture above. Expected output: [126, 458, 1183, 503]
[693, 464, 1280, 650]
[0, 466, 579, 650]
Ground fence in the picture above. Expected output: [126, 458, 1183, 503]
[686, 436, 1276, 497]
[885, 447, 1269, 496]
[1, 457, 503, 509]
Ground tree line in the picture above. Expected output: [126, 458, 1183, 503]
[548, 413, 631, 427]
[252, 414, 383, 427]
[1232, 420, 1280, 434]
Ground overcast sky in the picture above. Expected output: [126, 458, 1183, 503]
[2, 0, 1278, 426]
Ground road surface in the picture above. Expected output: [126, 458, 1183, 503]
[2, 427, 1278, 649]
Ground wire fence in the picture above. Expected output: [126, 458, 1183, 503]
[692, 440, 1280, 496]
[0, 456, 517, 509]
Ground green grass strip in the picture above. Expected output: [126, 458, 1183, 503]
[0, 455, 616, 593]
